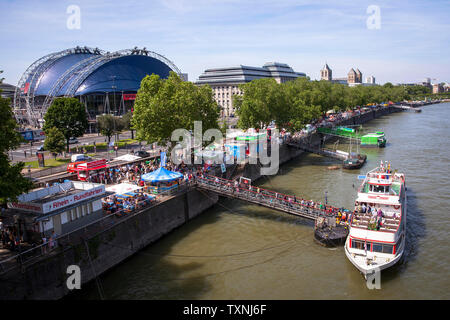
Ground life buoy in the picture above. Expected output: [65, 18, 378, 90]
[394, 205, 400, 210]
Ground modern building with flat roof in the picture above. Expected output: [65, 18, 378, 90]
[0, 82, 16, 100]
[196, 62, 306, 118]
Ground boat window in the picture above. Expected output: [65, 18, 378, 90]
[373, 185, 385, 193]
[372, 243, 393, 254]
[352, 239, 371, 250]
[372, 243, 383, 252]
[382, 244, 393, 254]
[351, 239, 364, 250]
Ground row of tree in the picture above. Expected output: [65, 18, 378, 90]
[41, 98, 134, 158]
[233, 77, 415, 131]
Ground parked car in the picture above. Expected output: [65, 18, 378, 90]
[68, 137, 79, 144]
[134, 150, 150, 158]
[71, 154, 91, 162]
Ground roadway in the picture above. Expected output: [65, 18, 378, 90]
[9, 131, 147, 163]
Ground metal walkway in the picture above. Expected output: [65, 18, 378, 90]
[286, 141, 348, 161]
[196, 175, 346, 221]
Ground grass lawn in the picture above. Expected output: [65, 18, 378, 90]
[74, 138, 140, 152]
[24, 157, 71, 169]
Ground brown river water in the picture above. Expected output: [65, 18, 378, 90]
[73, 103, 450, 299]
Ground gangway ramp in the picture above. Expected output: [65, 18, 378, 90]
[196, 175, 346, 221]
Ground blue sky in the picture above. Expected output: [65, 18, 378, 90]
[1, 0, 449, 85]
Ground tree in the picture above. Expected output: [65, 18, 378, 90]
[0, 71, 33, 204]
[234, 78, 284, 130]
[121, 111, 134, 139]
[132, 72, 219, 149]
[97, 114, 124, 144]
[43, 97, 88, 151]
[44, 127, 66, 159]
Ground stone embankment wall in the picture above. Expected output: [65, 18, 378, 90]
[0, 188, 218, 300]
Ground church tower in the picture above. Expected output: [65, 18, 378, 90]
[320, 63, 332, 81]
[348, 68, 357, 84]
[355, 68, 362, 83]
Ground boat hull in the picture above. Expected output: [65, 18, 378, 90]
[344, 236, 404, 279]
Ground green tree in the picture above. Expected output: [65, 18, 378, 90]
[43, 127, 66, 159]
[97, 114, 124, 144]
[0, 71, 33, 204]
[120, 111, 135, 139]
[43, 97, 88, 151]
[234, 78, 283, 130]
[132, 72, 219, 149]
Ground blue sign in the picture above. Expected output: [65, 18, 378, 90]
[21, 131, 33, 141]
[357, 175, 366, 180]
[221, 163, 226, 173]
[160, 152, 166, 167]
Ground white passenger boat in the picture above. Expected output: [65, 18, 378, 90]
[345, 162, 407, 278]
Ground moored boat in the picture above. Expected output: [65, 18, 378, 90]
[361, 131, 386, 148]
[343, 153, 367, 170]
[344, 161, 407, 279]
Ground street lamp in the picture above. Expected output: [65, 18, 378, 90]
[110, 75, 117, 142]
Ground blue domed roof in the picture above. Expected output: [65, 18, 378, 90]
[31, 53, 96, 96]
[75, 55, 173, 95]
[28, 51, 176, 97]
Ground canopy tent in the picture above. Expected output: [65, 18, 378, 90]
[114, 154, 141, 162]
[106, 183, 143, 194]
[194, 149, 233, 165]
[141, 167, 183, 183]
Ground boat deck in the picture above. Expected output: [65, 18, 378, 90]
[351, 211, 400, 233]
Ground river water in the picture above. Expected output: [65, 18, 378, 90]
[75, 103, 450, 299]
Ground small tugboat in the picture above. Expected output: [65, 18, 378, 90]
[342, 137, 367, 170]
[344, 161, 407, 279]
[343, 153, 367, 169]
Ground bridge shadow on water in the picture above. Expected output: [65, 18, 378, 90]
[377, 187, 426, 284]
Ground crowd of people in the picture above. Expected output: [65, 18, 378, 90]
[354, 202, 387, 230]
[102, 191, 156, 215]
[200, 175, 351, 225]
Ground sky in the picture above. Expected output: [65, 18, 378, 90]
[1, 0, 449, 85]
